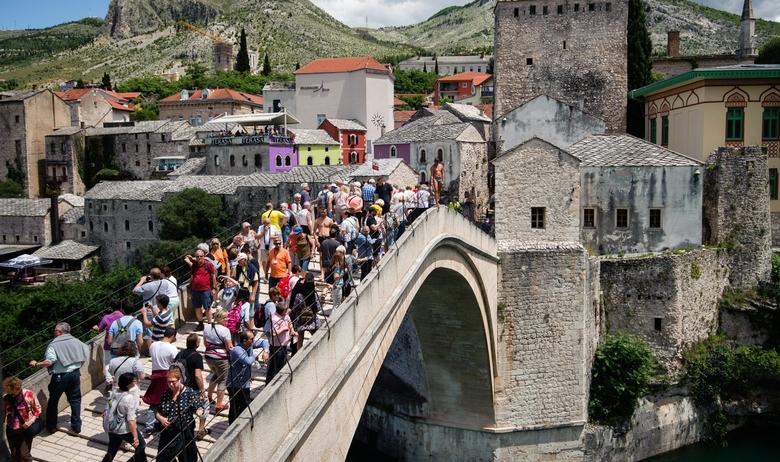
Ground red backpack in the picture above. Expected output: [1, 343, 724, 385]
[277, 276, 292, 299]
[225, 301, 243, 334]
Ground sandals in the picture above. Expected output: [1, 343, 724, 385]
[196, 428, 211, 440]
[213, 403, 229, 414]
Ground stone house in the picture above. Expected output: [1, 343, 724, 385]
[629, 64, 780, 243]
[288, 129, 341, 166]
[373, 109, 489, 215]
[44, 126, 86, 195]
[263, 81, 296, 114]
[493, 0, 628, 132]
[0, 194, 84, 247]
[158, 89, 264, 125]
[398, 54, 493, 76]
[54, 88, 132, 128]
[0, 89, 71, 198]
[349, 158, 419, 189]
[493, 134, 703, 255]
[433, 72, 492, 106]
[294, 57, 394, 147]
[320, 118, 368, 165]
[33, 240, 99, 272]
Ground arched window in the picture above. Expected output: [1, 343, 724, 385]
[350, 151, 358, 163]
[419, 149, 427, 163]
[390, 146, 397, 158]
[420, 171, 427, 184]
[242, 155, 248, 167]
[124, 220, 130, 231]
[148, 221, 153, 232]
[762, 93, 780, 140]
[348, 134, 357, 145]
[255, 154, 261, 168]
[103, 222, 108, 233]
[214, 155, 220, 166]
[307, 156, 313, 165]
[436, 148, 443, 161]
[230, 155, 235, 167]
[284, 156, 291, 166]
[276, 155, 282, 167]
[324, 156, 331, 165]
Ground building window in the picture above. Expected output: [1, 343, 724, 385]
[103, 204, 108, 211]
[126, 242, 131, 249]
[284, 156, 291, 166]
[14, 115, 19, 124]
[661, 115, 669, 146]
[557, 4, 564, 14]
[654, 317, 662, 332]
[324, 156, 331, 165]
[242, 155, 248, 167]
[563, 40, 566, 49]
[420, 149, 427, 163]
[307, 146, 312, 151]
[420, 171, 427, 184]
[124, 220, 130, 231]
[616, 208, 629, 228]
[135, 160, 140, 167]
[147, 143, 151, 153]
[649, 208, 662, 229]
[390, 146, 397, 157]
[317, 114, 326, 126]
[15, 140, 21, 156]
[526, 58, 533, 65]
[348, 134, 358, 145]
[124, 204, 128, 210]
[15, 235, 19, 243]
[307, 156, 313, 165]
[33, 235, 38, 243]
[531, 207, 545, 229]
[770, 168, 779, 201]
[543, 5, 549, 14]
[145, 133, 150, 140]
[436, 148, 443, 161]
[574, 3, 580, 11]
[583, 208, 595, 228]
[650, 118, 657, 143]
[588, 2, 595, 10]
[514, 7, 519, 17]
[350, 151, 358, 163]
[726, 107, 744, 140]
[255, 154, 261, 168]
[161, 134, 166, 142]
[762, 108, 779, 140]
[229, 155, 235, 167]
[104, 222, 108, 233]
[276, 155, 282, 167]
[214, 155, 220, 166]
[529, 5, 536, 15]
[325, 147, 329, 152]
[148, 205, 152, 211]
[148, 221, 154, 232]
[134, 144, 138, 153]
[81, 231, 86, 238]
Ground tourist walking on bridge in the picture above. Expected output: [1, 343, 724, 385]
[266, 302, 296, 384]
[155, 368, 205, 462]
[204, 310, 233, 415]
[29, 322, 88, 434]
[185, 249, 218, 332]
[226, 330, 268, 424]
[3, 376, 42, 462]
[102, 372, 146, 462]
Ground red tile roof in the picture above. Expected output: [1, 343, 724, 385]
[437, 71, 492, 86]
[107, 99, 133, 112]
[394, 110, 415, 127]
[295, 56, 389, 75]
[107, 91, 141, 100]
[55, 88, 92, 101]
[393, 97, 406, 106]
[159, 89, 264, 106]
[476, 103, 493, 119]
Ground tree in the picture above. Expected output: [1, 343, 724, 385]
[757, 37, 780, 64]
[434, 57, 439, 74]
[235, 28, 251, 73]
[131, 100, 159, 121]
[295, 62, 301, 71]
[626, 0, 653, 137]
[262, 53, 272, 76]
[75, 79, 85, 89]
[101, 72, 112, 90]
[159, 188, 225, 240]
[423, 61, 428, 73]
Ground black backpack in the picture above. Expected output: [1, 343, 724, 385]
[171, 351, 193, 388]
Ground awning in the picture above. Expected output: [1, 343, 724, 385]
[0, 254, 53, 269]
[211, 112, 300, 126]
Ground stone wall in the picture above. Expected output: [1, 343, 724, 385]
[719, 302, 778, 346]
[45, 132, 86, 195]
[454, 141, 489, 218]
[703, 146, 772, 288]
[87, 198, 160, 265]
[584, 388, 707, 461]
[494, 138, 580, 242]
[495, 241, 592, 428]
[493, 0, 628, 132]
[600, 248, 730, 376]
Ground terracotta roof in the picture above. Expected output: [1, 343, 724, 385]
[436, 71, 491, 86]
[394, 110, 415, 126]
[159, 89, 263, 106]
[107, 99, 133, 112]
[55, 88, 92, 101]
[393, 97, 406, 106]
[295, 57, 388, 75]
[113, 92, 141, 100]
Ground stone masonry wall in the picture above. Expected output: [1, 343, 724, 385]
[703, 146, 772, 288]
[494, 138, 580, 242]
[600, 248, 730, 377]
[453, 141, 489, 218]
[493, 0, 628, 132]
[495, 242, 591, 428]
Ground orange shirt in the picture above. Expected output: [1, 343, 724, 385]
[269, 247, 292, 278]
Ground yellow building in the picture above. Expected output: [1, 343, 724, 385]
[288, 129, 341, 166]
[631, 64, 780, 223]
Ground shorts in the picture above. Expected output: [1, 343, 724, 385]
[192, 290, 213, 310]
[143, 327, 153, 340]
[205, 358, 229, 391]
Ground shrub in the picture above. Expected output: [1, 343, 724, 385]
[588, 333, 657, 424]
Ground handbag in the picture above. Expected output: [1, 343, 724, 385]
[11, 399, 43, 437]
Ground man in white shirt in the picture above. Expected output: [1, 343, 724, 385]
[256, 217, 280, 275]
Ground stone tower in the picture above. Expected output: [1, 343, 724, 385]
[738, 0, 757, 60]
[213, 42, 233, 72]
[492, 0, 628, 132]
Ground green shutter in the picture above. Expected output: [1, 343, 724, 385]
[726, 107, 744, 140]
[763, 108, 779, 140]
[770, 168, 778, 201]
[661, 116, 669, 146]
[650, 118, 657, 144]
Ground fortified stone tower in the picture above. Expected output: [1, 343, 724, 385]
[493, 0, 628, 132]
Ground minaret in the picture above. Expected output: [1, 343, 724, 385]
[738, 0, 757, 60]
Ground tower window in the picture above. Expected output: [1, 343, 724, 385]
[563, 40, 567, 49]
[589, 3, 596, 11]
[649, 209, 662, 229]
[531, 207, 545, 229]
[529, 5, 536, 15]
[514, 7, 519, 17]
[574, 3, 580, 11]
[616, 209, 629, 228]
[654, 317, 662, 331]
[557, 5, 564, 14]
[583, 208, 595, 228]
[543, 5, 549, 14]
[526, 58, 533, 65]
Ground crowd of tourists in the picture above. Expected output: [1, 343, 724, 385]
[4, 177, 446, 462]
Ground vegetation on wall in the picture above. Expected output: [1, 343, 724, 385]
[589, 333, 658, 424]
[0, 158, 26, 198]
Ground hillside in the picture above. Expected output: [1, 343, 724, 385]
[0, 0, 419, 86]
[0, 18, 103, 67]
[368, 0, 780, 56]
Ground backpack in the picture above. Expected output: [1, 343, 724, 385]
[343, 216, 359, 242]
[110, 317, 134, 356]
[225, 301, 244, 335]
[277, 276, 292, 299]
[317, 190, 329, 210]
[258, 300, 273, 336]
[172, 350, 194, 387]
[285, 209, 297, 227]
[102, 393, 129, 433]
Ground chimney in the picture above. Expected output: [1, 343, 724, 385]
[667, 31, 680, 58]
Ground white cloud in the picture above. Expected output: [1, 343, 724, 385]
[693, 0, 780, 21]
[310, 0, 473, 28]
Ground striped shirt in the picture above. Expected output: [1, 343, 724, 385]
[151, 309, 173, 341]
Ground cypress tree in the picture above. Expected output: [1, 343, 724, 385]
[235, 28, 251, 73]
[434, 57, 439, 74]
[626, 0, 653, 137]
[423, 61, 427, 73]
[101, 72, 112, 90]
[262, 53, 272, 76]
[295, 62, 301, 70]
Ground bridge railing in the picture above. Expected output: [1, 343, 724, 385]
[204, 205, 497, 462]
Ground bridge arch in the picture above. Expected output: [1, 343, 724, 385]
[205, 207, 498, 462]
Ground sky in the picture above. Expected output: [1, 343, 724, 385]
[0, 0, 777, 30]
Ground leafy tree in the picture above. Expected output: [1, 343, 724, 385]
[393, 69, 439, 94]
[626, 0, 653, 137]
[101, 72, 112, 90]
[235, 28, 251, 73]
[0, 180, 23, 198]
[6, 158, 25, 188]
[139, 237, 202, 283]
[181, 62, 209, 89]
[159, 188, 225, 241]
[131, 100, 159, 121]
[75, 79, 85, 89]
[116, 76, 178, 100]
[588, 334, 657, 424]
[399, 94, 425, 110]
[756, 37, 780, 64]
[262, 53, 272, 76]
